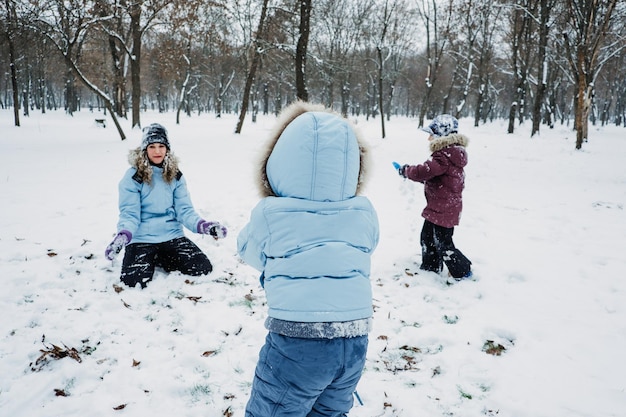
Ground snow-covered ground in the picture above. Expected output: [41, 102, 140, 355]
[1, 108, 624, 417]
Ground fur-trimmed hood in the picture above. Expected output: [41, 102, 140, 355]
[429, 133, 469, 153]
[128, 147, 180, 184]
[257, 101, 370, 201]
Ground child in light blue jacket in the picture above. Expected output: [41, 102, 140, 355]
[238, 101, 379, 416]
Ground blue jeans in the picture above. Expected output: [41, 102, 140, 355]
[245, 332, 368, 417]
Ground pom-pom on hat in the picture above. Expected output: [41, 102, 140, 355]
[420, 114, 459, 138]
[141, 123, 170, 150]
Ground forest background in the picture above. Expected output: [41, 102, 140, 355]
[1, 0, 625, 148]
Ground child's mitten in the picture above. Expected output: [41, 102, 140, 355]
[392, 161, 408, 178]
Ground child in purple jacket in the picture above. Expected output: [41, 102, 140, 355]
[394, 114, 472, 280]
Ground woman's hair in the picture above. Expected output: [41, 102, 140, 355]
[128, 148, 180, 185]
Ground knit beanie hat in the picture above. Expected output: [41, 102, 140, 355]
[141, 123, 170, 150]
[420, 114, 459, 138]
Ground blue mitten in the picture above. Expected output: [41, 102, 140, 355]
[105, 230, 132, 260]
[392, 161, 408, 178]
[198, 220, 227, 239]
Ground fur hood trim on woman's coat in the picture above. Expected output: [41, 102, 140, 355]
[128, 147, 180, 185]
[256, 100, 371, 198]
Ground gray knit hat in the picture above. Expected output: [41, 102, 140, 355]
[141, 123, 170, 150]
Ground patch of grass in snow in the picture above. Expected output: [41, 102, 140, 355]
[457, 385, 473, 400]
[399, 319, 422, 328]
[457, 382, 492, 404]
[169, 290, 187, 300]
[212, 271, 238, 286]
[229, 291, 258, 309]
[442, 314, 459, 324]
[188, 383, 212, 403]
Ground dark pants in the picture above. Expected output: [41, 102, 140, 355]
[420, 219, 471, 278]
[245, 332, 368, 417]
[120, 237, 212, 288]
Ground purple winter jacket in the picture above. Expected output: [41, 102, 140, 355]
[404, 133, 469, 228]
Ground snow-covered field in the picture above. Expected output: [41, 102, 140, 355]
[1, 108, 624, 417]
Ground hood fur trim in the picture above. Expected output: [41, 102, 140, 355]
[128, 147, 180, 184]
[429, 133, 469, 153]
[256, 100, 370, 197]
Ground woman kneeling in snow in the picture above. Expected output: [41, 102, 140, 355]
[105, 123, 226, 288]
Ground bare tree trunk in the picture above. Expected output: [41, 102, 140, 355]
[473, 81, 484, 127]
[129, 2, 141, 128]
[62, 54, 126, 139]
[507, 102, 517, 134]
[36, 46, 47, 114]
[325, 68, 335, 109]
[442, 64, 459, 114]
[454, 60, 472, 119]
[563, 0, 617, 149]
[295, 0, 311, 102]
[340, 83, 349, 118]
[216, 71, 235, 119]
[506, 2, 530, 134]
[574, 82, 592, 149]
[262, 82, 269, 115]
[5, 0, 20, 126]
[96, 0, 127, 118]
[376, 46, 385, 138]
[417, 0, 451, 128]
[235, 0, 269, 134]
[64, 68, 79, 115]
[386, 82, 394, 121]
[531, 0, 551, 137]
[176, 55, 191, 125]
[108, 35, 127, 117]
[22, 81, 29, 116]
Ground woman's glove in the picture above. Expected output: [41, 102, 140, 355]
[105, 230, 132, 260]
[198, 220, 227, 239]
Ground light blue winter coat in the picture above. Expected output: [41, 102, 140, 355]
[237, 102, 379, 323]
[117, 150, 202, 244]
